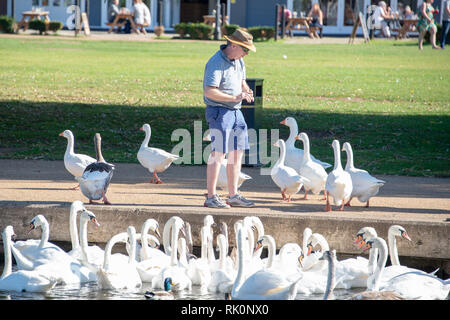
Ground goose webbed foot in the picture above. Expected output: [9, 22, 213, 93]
[325, 192, 332, 211]
[364, 200, 370, 208]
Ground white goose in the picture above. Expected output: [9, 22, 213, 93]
[231, 224, 303, 300]
[295, 132, 328, 200]
[1, 226, 57, 293]
[137, 123, 179, 184]
[271, 139, 310, 202]
[59, 129, 96, 190]
[280, 117, 331, 170]
[342, 142, 386, 208]
[325, 140, 353, 211]
[67, 201, 104, 266]
[76, 133, 114, 205]
[96, 226, 142, 290]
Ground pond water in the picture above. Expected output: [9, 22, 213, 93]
[0, 264, 367, 301]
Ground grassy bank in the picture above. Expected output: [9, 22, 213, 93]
[0, 36, 449, 176]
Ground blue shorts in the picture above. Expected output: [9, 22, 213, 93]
[205, 106, 249, 154]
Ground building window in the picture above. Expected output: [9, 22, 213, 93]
[64, 0, 73, 6]
[293, 0, 311, 17]
[344, 0, 365, 25]
[42, 0, 49, 6]
[53, 0, 61, 6]
[32, 0, 39, 5]
[397, 0, 419, 16]
[319, 0, 338, 25]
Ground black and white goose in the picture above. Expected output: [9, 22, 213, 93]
[76, 133, 114, 205]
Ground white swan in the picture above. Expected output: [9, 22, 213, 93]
[138, 218, 163, 261]
[342, 142, 386, 208]
[231, 224, 303, 300]
[152, 217, 191, 291]
[186, 226, 212, 288]
[208, 234, 236, 294]
[325, 140, 353, 211]
[11, 214, 97, 285]
[271, 139, 310, 202]
[67, 201, 104, 266]
[280, 117, 331, 170]
[96, 226, 142, 290]
[59, 129, 96, 189]
[137, 123, 179, 184]
[351, 237, 408, 299]
[295, 132, 328, 200]
[0, 226, 57, 293]
[76, 133, 114, 205]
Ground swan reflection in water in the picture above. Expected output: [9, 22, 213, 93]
[0, 274, 365, 300]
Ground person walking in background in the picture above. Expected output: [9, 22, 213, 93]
[440, 0, 450, 49]
[203, 29, 256, 208]
[417, 0, 441, 50]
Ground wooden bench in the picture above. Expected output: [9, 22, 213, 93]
[135, 23, 149, 35]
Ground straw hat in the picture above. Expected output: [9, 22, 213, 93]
[224, 29, 256, 52]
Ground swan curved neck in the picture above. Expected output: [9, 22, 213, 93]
[94, 135, 105, 163]
[372, 240, 388, 291]
[218, 235, 226, 270]
[70, 207, 80, 250]
[1, 232, 11, 279]
[39, 222, 50, 249]
[170, 224, 180, 266]
[79, 217, 90, 264]
[388, 231, 400, 266]
[265, 237, 276, 269]
[232, 228, 246, 298]
[140, 222, 152, 261]
[103, 232, 127, 271]
[323, 254, 335, 300]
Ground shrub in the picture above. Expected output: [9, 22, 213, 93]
[0, 15, 15, 33]
[190, 23, 213, 40]
[174, 22, 188, 38]
[48, 20, 63, 33]
[248, 26, 275, 41]
[28, 19, 47, 35]
[222, 24, 240, 36]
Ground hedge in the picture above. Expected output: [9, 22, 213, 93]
[248, 26, 275, 41]
[0, 15, 15, 33]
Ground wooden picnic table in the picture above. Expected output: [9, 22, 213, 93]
[16, 11, 50, 32]
[394, 19, 418, 39]
[285, 17, 315, 38]
[107, 12, 139, 34]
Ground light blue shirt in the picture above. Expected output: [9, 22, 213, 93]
[203, 45, 246, 110]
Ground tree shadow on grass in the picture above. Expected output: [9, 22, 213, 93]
[0, 99, 449, 178]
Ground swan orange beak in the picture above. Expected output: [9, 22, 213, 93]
[280, 119, 286, 125]
[59, 132, 64, 136]
[357, 239, 366, 249]
[254, 240, 263, 253]
[139, 127, 143, 131]
[27, 223, 36, 234]
[91, 217, 100, 227]
[402, 231, 411, 241]
[354, 234, 363, 245]
[307, 244, 313, 256]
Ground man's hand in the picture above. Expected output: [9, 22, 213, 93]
[236, 91, 254, 103]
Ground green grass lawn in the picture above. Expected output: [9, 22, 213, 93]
[0, 36, 449, 177]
